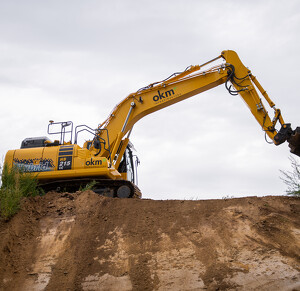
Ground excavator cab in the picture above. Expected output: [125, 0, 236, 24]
[118, 143, 139, 185]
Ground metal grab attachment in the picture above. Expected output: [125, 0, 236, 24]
[274, 124, 300, 157]
[288, 127, 300, 157]
[274, 124, 293, 145]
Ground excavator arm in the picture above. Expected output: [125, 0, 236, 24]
[95, 50, 300, 165]
[222, 50, 300, 155]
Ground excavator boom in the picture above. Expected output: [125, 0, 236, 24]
[97, 50, 300, 164]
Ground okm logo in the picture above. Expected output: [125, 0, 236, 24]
[153, 89, 175, 102]
[85, 158, 102, 166]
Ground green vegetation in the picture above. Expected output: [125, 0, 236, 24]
[80, 180, 97, 192]
[0, 164, 42, 220]
[280, 156, 300, 197]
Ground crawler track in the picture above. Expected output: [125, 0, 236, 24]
[39, 178, 142, 198]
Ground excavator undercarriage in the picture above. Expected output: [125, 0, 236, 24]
[39, 178, 142, 198]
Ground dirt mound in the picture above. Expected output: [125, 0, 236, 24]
[0, 192, 299, 291]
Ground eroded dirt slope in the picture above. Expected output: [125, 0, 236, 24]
[0, 192, 299, 291]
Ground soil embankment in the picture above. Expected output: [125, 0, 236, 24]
[0, 191, 299, 290]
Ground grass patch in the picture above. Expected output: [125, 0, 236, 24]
[0, 164, 42, 220]
[79, 180, 97, 192]
[280, 156, 300, 197]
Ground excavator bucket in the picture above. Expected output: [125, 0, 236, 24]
[288, 127, 300, 157]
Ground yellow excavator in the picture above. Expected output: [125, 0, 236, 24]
[4, 50, 300, 198]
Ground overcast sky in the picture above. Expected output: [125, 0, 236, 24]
[0, 0, 299, 199]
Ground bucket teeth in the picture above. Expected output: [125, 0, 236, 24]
[288, 127, 300, 157]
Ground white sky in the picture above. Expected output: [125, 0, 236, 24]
[0, 0, 299, 199]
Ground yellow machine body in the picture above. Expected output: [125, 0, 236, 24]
[5, 145, 119, 181]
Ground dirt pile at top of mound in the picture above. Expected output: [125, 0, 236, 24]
[0, 192, 299, 291]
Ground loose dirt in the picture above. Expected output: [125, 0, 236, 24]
[0, 192, 299, 291]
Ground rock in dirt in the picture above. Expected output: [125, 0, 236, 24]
[0, 191, 299, 290]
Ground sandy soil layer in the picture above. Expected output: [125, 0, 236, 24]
[0, 191, 299, 290]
